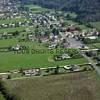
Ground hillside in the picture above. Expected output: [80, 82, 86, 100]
[20, 0, 100, 22]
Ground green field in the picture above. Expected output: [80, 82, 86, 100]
[0, 16, 33, 33]
[0, 52, 87, 72]
[4, 71, 100, 100]
[0, 26, 26, 33]
[93, 43, 100, 49]
[0, 18, 26, 25]
[0, 26, 34, 33]
[24, 4, 50, 13]
[88, 43, 100, 49]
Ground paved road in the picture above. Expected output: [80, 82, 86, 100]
[78, 49, 100, 76]
[68, 38, 83, 48]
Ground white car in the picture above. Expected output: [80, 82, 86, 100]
[64, 66, 72, 70]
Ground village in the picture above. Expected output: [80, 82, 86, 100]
[0, 1, 100, 80]
[0, 1, 100, 100]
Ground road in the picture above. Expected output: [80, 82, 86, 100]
[78, 49, 100, 76]
[68, 37, 83, 48]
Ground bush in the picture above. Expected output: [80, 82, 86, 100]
[0, 81, 19, 100]
[83, 38, 100, 44]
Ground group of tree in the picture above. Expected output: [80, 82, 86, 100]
[0, 81, 19, 100]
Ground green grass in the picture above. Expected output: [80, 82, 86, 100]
[0, 26, 34, 33]
[0, 39, 44, 48]
[65, 20, 89, 30]
[24, 4, 50, 13]
[0, 39, 18, 47]
[90, 22, 100, 30]
[0, 52, 87, 72]
[88, 43, 100, 49]
[0, 26, 26, 33]
[25, 4, 42, 9]
[0, 18, 26, 25]
[93, 43, 100, 49]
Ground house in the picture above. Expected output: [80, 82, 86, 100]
[85, 36, 98, 40]
[11, 44, 21, 51]
[54, 53, 71, 61]
[28, 34, 34, 41]
[23, 68, 40, 76]
[63, 64, 81, 72]
[48, 43, 57, 49]
[61, 54, 71, 59]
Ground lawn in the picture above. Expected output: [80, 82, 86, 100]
[87, 43, 100, 49]
[5, 71, 100, 100]
[0, 26, 27, 33]
[0, 39, 18, 47]
[93, 43, 100, 49]
[24, 4, 50, 13]
[0, 17, 26, 25]
[0, 25, 34, 33]
[64, 20, 89, 30]
[0, 52, 87, 72]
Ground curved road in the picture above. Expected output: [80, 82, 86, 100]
[78, 49, 100, 76]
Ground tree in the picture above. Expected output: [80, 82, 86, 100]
[52, 28, 59, 36]
[54, 66, 59, 75]
[7, 75, 11, 79]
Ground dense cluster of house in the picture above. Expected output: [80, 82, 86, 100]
[26, 11, 100, 49]
[0, 0, 18, 12]
[0, 9, 100, 52]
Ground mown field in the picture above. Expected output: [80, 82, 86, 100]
[24, 4, 50, 13]
[0, 17, 26, 25]
[0, 52, 86, 72]
[5, 71, 100, 100]
[0, 15, 33, 33]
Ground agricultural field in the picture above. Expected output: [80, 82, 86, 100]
[24, 4, 50, 13]
[4, 71, 100, 100]
[0, 26, 27, 33]
[0, 17, 26, 25]
[64, 19, 90, 30]
[0, 50, 87, 72]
